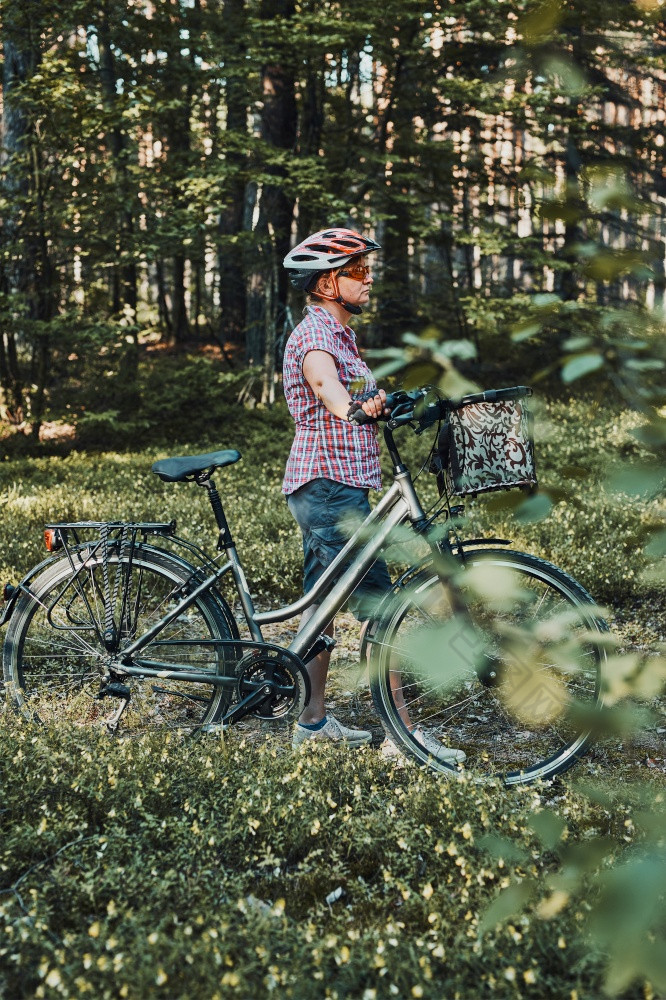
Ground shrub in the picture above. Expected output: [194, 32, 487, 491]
[0, 718, 618, 1000]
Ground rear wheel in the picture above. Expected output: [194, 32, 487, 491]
[3, 547, 236, 734]
[370, 549, 608, 785]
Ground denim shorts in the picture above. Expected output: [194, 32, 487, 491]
[287, 478, 392, 622]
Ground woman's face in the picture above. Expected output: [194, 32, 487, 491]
[335, 256, 373, 310]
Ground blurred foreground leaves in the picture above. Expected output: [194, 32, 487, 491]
[369, 166, 665, 993]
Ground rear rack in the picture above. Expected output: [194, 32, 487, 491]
[43, 519, 226, 586]
[45, 520, 177, 534]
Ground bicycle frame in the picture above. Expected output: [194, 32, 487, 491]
[4, 412, 440, 704]
[114, 465, 430, 685]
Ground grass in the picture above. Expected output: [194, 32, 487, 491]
[0, 392, 664, 998]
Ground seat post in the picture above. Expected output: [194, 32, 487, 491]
[196, 474, 234, 550]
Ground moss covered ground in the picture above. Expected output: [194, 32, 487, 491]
[0, 393, 664, 999]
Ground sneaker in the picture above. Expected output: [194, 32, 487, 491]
[413, 727, 466, 764]
[292, 714, 372, 749]
[379, 737, 406, 767]
[379, 728, 466, 764]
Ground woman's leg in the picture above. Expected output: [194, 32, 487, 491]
[288, 480, 376, 741]
[361, 619, 412, 730]
[297, 605, 334, 724]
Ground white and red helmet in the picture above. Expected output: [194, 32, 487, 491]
[284, 227, 381, 291]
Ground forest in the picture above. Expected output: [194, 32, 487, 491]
[1, 0, 665, 433]
[1, 2, 665, 998]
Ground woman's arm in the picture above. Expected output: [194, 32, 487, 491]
[302, 350, 387, 421]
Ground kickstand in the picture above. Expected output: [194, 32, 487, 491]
[106, 697, 130, 735]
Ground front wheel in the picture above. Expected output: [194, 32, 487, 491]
[369, 549, 609, 785]
[3, 547, 237, 735]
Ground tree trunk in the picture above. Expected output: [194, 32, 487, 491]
[97, 5, 139, 414]
[98, 9, 138, 317]
[172, 255, 191, 343]
[0, 29, 35, 424]
[250, 0, 297, 379]
[296, 68, 325, 241]
[155, 260, 173, 337]
[217, 0, 248, 349]
[560, 134, 583, 302]
[374, 20, 423, 345]
[244, 183, 267, 367]
[2, 14, 58, 439]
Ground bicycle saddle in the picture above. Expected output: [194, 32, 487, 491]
[151, 449, 241, 482]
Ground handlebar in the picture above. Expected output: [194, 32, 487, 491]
[347, 385, 532, 427]
[457, 386, 532, 407]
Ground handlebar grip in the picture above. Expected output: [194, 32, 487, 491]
[347, 391, 400, 426]
[347, 405, 375, 426]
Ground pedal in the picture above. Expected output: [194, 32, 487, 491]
[304, 633, 336, 663]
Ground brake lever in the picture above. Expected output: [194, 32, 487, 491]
[387, 411, 417, 429]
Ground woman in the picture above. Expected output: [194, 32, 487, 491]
[282, 227, 464, 763]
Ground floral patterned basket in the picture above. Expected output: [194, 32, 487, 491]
[436, 390, 537, 498]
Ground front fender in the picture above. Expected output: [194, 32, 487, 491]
[359, 537, 511, 663]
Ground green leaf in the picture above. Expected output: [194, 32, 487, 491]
[478, 834, 529, 865]
[561, 336, 593, 351]
[645, 529, 666, 558]
[592, 856, 666, 994]
[514, 493, 553, 524]
[532, 294, 561, 307]
[402, 363, 440, 388]
[529, 811, 567, 850]
[543, 56, 587, 97]
[607, 462, 665, 499]
[561, 353, 605, 383]
[370, 358, 408, 379]
[518, 0, 563, 44]
[630, 419, 666, 448]
[479, 879, 536, 934]
[624, 358, 664, 371]
[583, 250, 653, 282]
[539, 200, 583, 224]
[511, 322, 542, 343]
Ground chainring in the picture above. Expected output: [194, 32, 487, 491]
[234, 649, 307, 721]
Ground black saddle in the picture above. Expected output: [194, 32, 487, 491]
[151, 449, 241, 483]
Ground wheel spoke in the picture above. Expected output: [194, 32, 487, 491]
[4, 551, 234, 734]
[371, 551, 607, 785]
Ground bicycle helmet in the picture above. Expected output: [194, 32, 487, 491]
[283, 227, 381, 315]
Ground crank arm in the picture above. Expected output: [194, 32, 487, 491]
[219, 683, 275, 726]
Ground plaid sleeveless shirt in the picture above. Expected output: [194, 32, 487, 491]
[282, 306, 382, 495]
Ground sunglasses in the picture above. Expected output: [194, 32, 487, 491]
[337, 262, 371, 282]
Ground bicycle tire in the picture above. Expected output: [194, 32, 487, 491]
[3, 547, 237, 734]
[369, 548, 609, 786]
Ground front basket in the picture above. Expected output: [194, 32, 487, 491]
[440, 396, 537, 498]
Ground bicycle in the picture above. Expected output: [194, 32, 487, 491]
[1, 386, 608, 786]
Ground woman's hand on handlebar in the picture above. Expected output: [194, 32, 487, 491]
[347, 389, 391, 425]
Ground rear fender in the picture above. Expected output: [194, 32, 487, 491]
[0, 551, 73, 627]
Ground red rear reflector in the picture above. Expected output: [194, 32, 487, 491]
[44, 529, 62, 552]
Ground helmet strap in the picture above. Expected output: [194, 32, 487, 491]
[311, 273, 363, 316]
